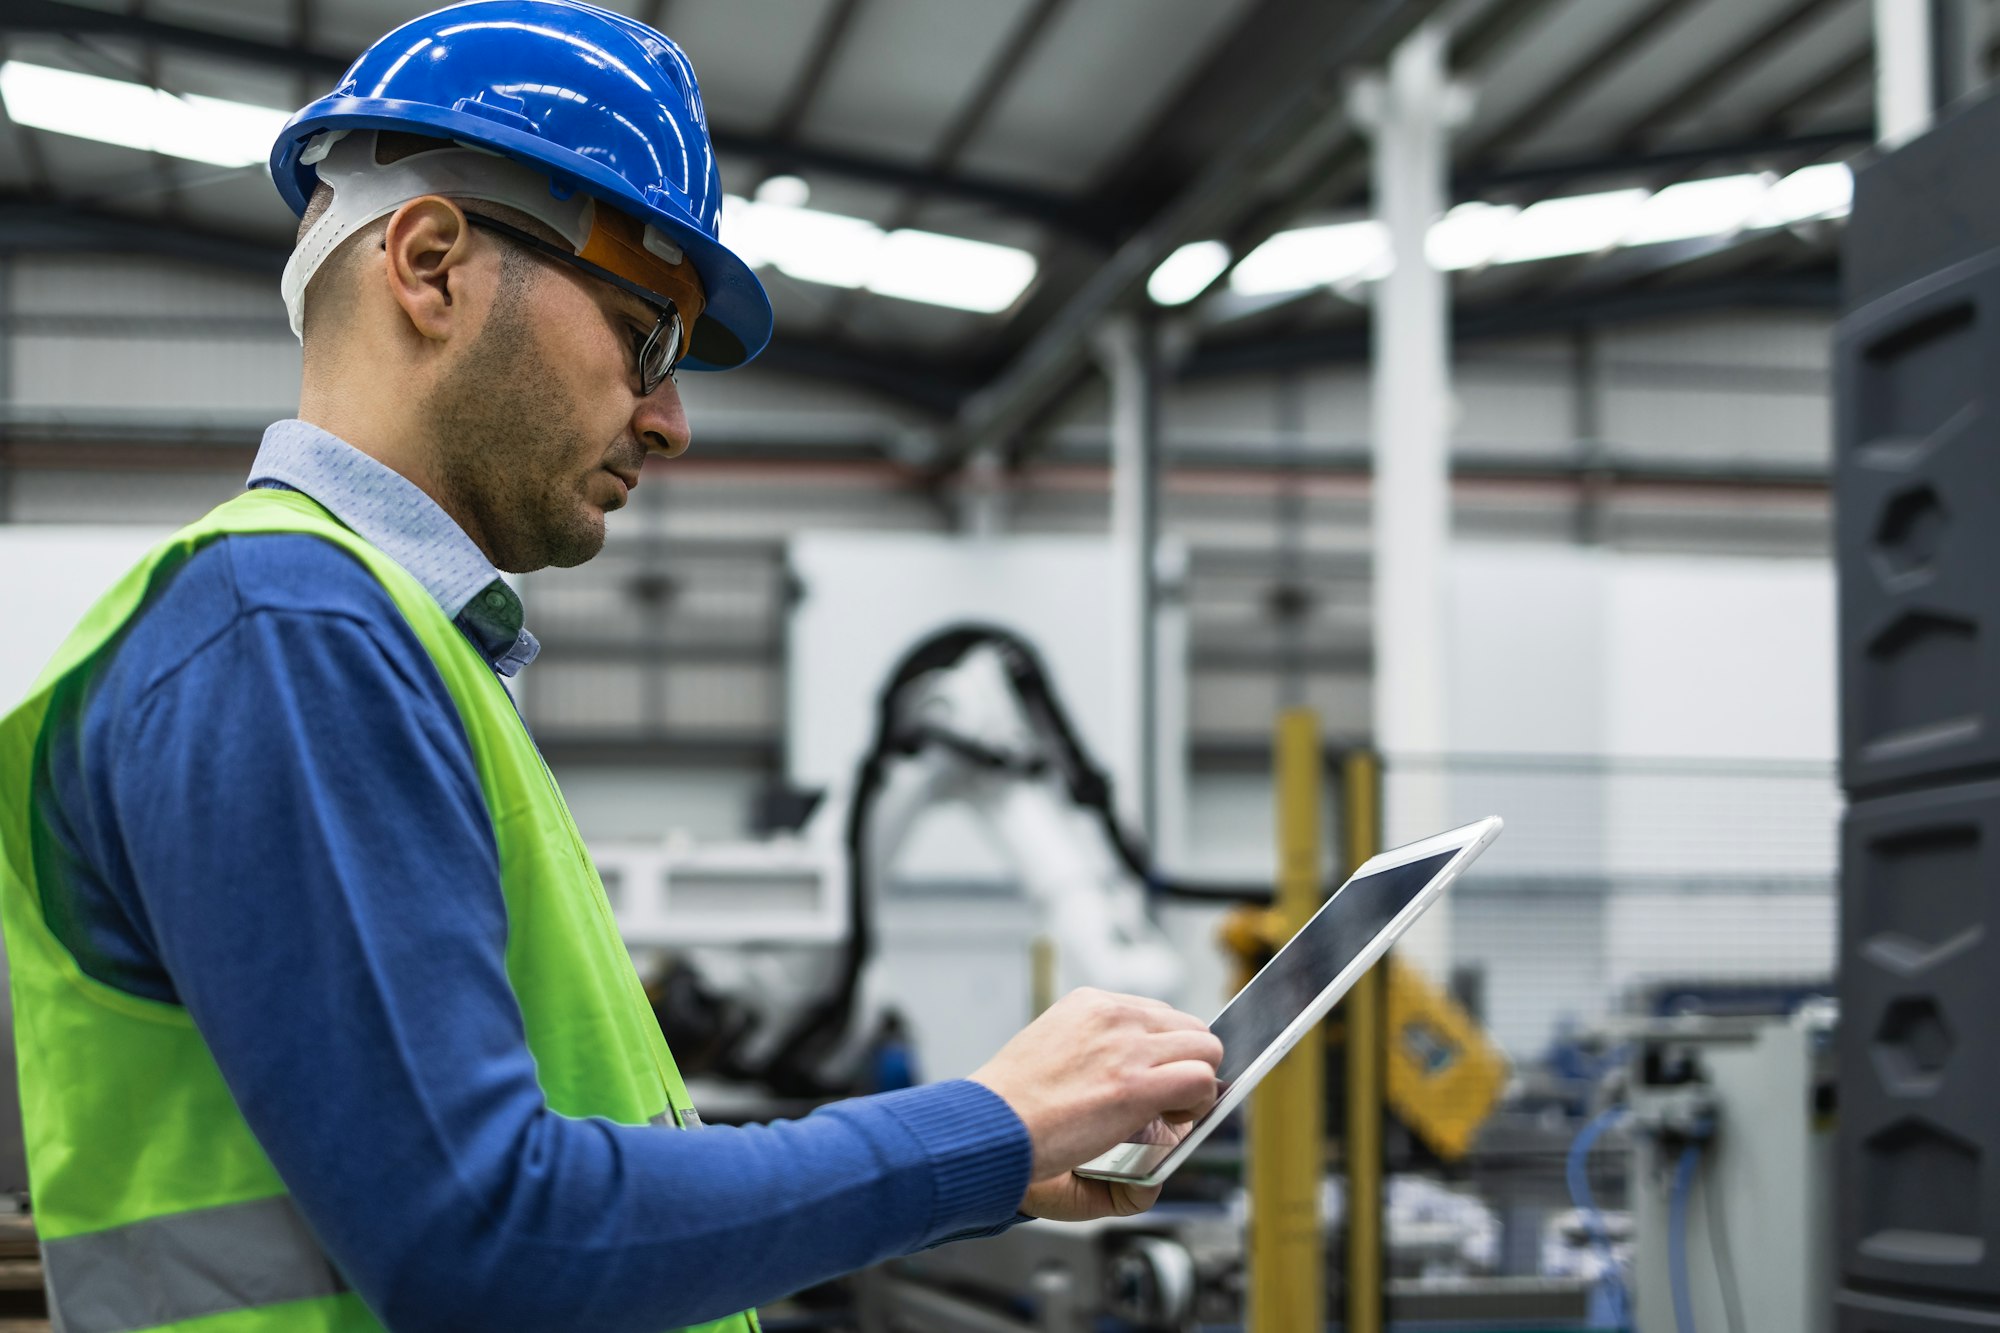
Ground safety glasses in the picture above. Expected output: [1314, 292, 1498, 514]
[464, 212, 684, 396]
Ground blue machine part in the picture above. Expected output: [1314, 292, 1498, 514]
[1567, 1107, 1633, 1331]
[1669, 1143, 1702, 1333]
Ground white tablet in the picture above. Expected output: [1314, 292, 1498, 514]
[1074, 815, 1503, 1189]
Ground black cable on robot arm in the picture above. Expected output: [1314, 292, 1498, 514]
[986, 631, 1277, 905]
[757, 625, 1020, 1095]
[898, 722, 1048, 775]
[757, 623, 1275, 1096]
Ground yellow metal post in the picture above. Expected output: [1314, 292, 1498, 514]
[1249, 708, 1325, 1333]
[1029, 934, 1056, 1017]
[1343, 749, 1385, 1333]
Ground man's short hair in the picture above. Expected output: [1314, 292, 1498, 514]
[296, 132, 568, 350]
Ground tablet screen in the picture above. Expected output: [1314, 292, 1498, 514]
[1078, 822, 1497, 1185]
[1212, 847, 1457, 1088]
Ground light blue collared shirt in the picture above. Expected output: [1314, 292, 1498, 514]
[248, 419, 540, 677]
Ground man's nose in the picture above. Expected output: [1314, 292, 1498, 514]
[634, 378, 692, 458]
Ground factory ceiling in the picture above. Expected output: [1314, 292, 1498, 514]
[0, 0, 1875, 463]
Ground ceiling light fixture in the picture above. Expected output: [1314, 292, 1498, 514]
[868, 228, 1037, 313]
[1757, 162, 1854, 227]
[1198, 159, 1857, 303]
[0, 60, 288, 170]
[1147, 240, 1231, 305]
[1230, 220, 1388, 297]
[754, 174, 810, 208]
[1623, 173, 1770, 247]
[721, 195, 878, 289]
[1427, 201, 1520, 271]
[1496, 188, 1649, 264]
[722, 194, 1038, 313]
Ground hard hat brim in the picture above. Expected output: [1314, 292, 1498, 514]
[273, 99, 773, 372]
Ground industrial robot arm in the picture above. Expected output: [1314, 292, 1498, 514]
[757, 625, 1190, 1094]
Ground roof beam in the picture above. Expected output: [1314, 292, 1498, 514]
[710, 131, 1109, 241]
[1114, 0, 1560, 374]
[764, 0, 864, 143]
[1755, 44, 1872, 133]
[935, 0, 1450, 474]
[1084, 0, 1356, 223]
[1446, 0, 1556, 73]
[0, 197, 287, 273]
[919, 0, 1066, 175]
[977, 0, 1375, 363]
[1603, 0, 1851, 149]
[286, 0, 316, 106]
[1460, 0, 1709, 162]
[0, 0, 1111, 242]
[0, 0, 349, 76]
[748, 337, 980, 417]
[819, 0, 1070, 331]
[995, 0, 1783, 458]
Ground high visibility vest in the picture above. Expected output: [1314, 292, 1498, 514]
[0, 488, 759, 1333]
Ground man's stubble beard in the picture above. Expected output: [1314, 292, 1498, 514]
[426, 279, 610, 574]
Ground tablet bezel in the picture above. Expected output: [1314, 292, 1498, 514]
[1073, 814, 1504, 1189]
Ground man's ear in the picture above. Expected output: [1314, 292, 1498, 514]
[380, 196, 483, 343]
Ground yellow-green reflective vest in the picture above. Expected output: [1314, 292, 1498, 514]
[0, 488, 759, 1333]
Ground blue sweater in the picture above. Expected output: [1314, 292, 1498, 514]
[32, 531, 1031, 1331]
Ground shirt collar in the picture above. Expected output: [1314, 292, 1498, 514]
[247, 420, 540, 676]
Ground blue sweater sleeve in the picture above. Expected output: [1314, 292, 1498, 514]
[65, 535, 1031, 1332]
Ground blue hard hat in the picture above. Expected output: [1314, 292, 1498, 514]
[270, 0, 771, 372]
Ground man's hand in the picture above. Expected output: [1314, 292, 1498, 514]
[968, 988, 1220, 1221]
[1018, 1115, 1193, 1221]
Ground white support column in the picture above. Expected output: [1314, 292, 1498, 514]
[1096, 315, 1161, 842]
[956, 446, 1007, 537]
[1353, 25, 1463, 980]
[1875, 0, 1936, 148]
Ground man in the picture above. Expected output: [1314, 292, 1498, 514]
[0, 4, 1222, 1332]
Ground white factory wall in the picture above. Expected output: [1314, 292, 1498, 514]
[10, 257, 298, 418]
[0, 249, 1843, 1070]
[0, 524, 172, 708]
[1445, 547, 1838, 1055]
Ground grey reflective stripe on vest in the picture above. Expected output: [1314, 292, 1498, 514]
[649, 1108, 702, 1129]
[43, 1195, 347, 1333]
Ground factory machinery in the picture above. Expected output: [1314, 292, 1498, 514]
[600, 625, 1192, 1099]
[1587, 1004, 1838, 1333]
[840, 1004, 1835, 1333]
[590, 622, 1845, 1330]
